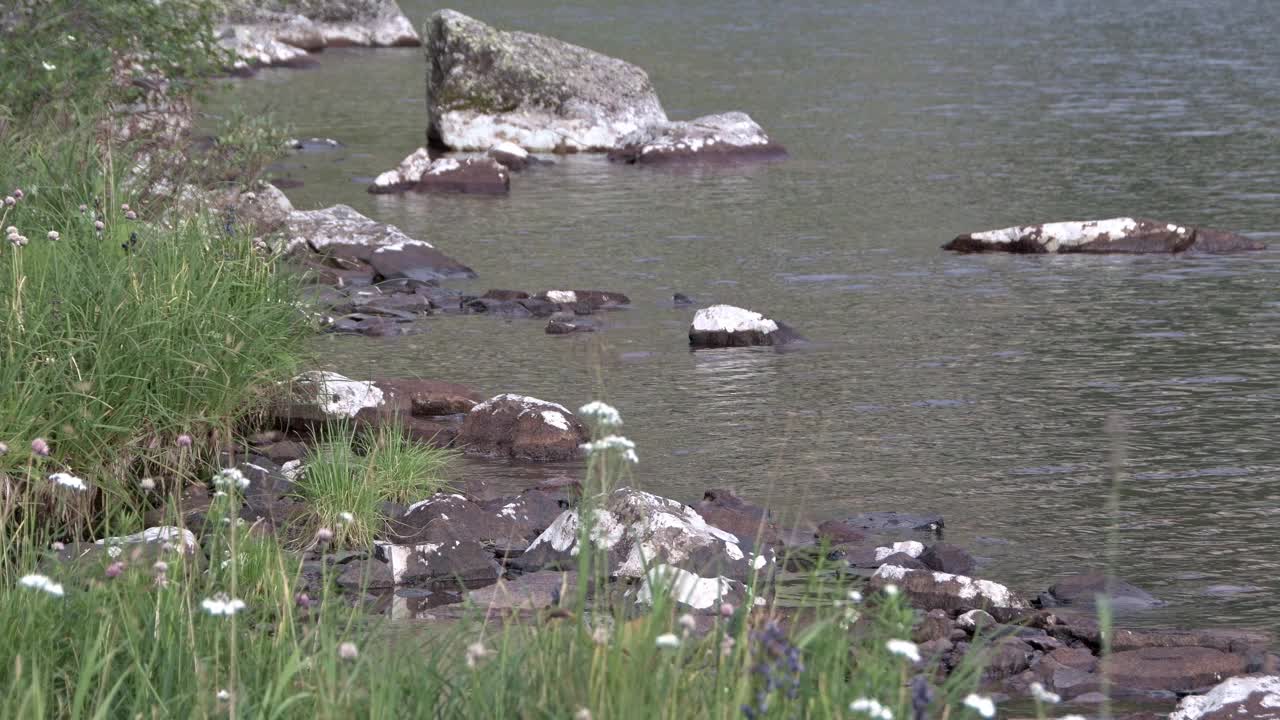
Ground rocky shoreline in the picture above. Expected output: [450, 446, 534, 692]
[128, 5, 1278, 717]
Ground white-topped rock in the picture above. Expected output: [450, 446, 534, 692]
[289, 371, 385, 418]
[610, 112, 786, 164]
[871, 564, 1029, 612]
[519, 488, 774, 582]
[489, 141, 532, 170]
[456, 394, 588, 461]
[283, 204, 475, 281]
[689, 305, 802, 349]
[370, 147, 433, 193]
[1169, 675, 1280, 719]
[369, 148, 510, 195]
[945, 218, 1265, 254]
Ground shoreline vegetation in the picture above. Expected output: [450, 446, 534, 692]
[1, 2, 1275, 719]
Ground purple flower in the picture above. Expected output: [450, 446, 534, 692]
[105, 562, 125, 578]
[176, 434, 192, 449]
[31, 438, 50, 457]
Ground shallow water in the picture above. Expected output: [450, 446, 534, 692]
[210, 0, 1280, 633]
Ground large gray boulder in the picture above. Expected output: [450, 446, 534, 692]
[424, 9, 668, 152]
[945, 218, 1265, 254]
[609, 112, 786, 164]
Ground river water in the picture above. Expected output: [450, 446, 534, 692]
[211, 0, 1280, 633]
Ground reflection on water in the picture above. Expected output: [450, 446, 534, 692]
[211, 0, 1280, 632]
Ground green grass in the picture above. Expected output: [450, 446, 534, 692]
[293, 422, 456, 548]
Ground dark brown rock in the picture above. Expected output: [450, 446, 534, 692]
[870, 565, 1030, 613]
[375, 539, 501, 587]
[920, 543, 976, 575]
[695, 488, 780, 549]
[914, 609, 954, 643]
[945, 218, 1265, 255]
[414, 157, 510, 195]
[1043, 572, 1163, 610]
[456, 394, 588, 462]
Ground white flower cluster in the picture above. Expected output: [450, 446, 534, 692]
[580, 435, 638, 464]
[201, 594, 247, 616]
[19, 574, 65, 597]
[963, 694, 996, 718]
[578, 401, 622, 427]
[885, 638, 921, 663]
[49, 472, 88, 491]
[213, 468, 250, 491]
[849, 698, 893, 719]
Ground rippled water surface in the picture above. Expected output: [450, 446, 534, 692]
[211, 0, 1280, 632]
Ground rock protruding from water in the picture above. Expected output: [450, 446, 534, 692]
[456, 394, 588, 461]
[609, 112, 786, 164]
[1041, 572, 1164, 611]
[871, 564, 1030, 613]
[688, 305, 802, 348]
[1169, 675, 1280, 719]
[424, 9, 668, 152]
[369, 147, 510, 194]
[519, 488, 772, 584]
[944, 218, 1265, 254]
[218, 1, 419, 71]
[284, 204, 476, 281]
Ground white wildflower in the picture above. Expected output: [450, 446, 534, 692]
[338, 512, 355, 524]
[963, 694, 996, 718]
[465, 641, 489, 669]
[654, 633, 681, 649]
[578, 401, 622, 427]
[18, 574, 65, 597]
[849, 698, 894, 719]
[847, 589, 863, 604]
[882, 583, 899, 597]
[47, 230, 59, 241]
[42, 61, 56, 71]
[338, 641, 359, 660]
[885, 638, 921, 663]
[216, 689, 230, 701]
[580, 435, 638, 463]
[1029, 682, 1060, 704]
[213, 468, 249, 491]
[574, 709, 592, 720]
[49, 472, 88, 491]
[140, 477, 156, 491]
[201, 594, 246, 616]
[677, 613, 697, 634]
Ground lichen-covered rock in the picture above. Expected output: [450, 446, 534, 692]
[284, 204, 476, 281]
[519, 488, 773, 582]
[369, 147, 434, 193]
[374, 539, 501, 586]
[217, 24, 318, 71]
[456, 394, 588, 461]
[634, 564, 751, 612]
[536, 290, 631, 310]
[1170, 675, 1280, 719]
[425, 9, 668, 152]
[871, 564, 1030, 612]
[944, 218, 1265, 254]
[688, 304, 803, 348]
[609, 112, 786, 164]
[489, 141, 531, 170]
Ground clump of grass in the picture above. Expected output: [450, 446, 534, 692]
[360, 420, 455, 504]
[293, 421, 455, 547]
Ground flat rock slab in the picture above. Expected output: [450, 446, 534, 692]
[945, 218, 1265, 254]
[1104, 646, 1248, 694]
[1043, 572, 1163, 610]
[284, 204, 475, 281]
[425, 9, 667, 152]
[467, 571, 574, 610]
[609, 112, 786, 164]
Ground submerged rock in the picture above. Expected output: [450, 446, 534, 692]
[818, 511, 945, 539]
[468, 571, 574, 610]
[944, 218, 1265, 254]
[1103, 646, 1248, 694]
[1170, 675, 1280, 720]
[456, 394, 588, 461]
[688, 304, 803, 348]
[1041, 572, 1164, 611]
[424, 9, 667, 152]
[609, 112, 786, 164]
[518, 488, 772, 582]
